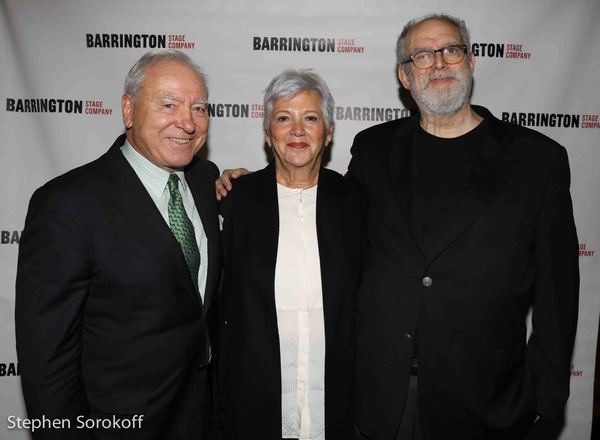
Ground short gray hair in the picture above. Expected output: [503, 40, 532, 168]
[263, 69, 335, 131]
[396, 13, 471, 73]
[124, 49, 207, 100]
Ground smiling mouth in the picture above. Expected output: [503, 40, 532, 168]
[287, 142, 308, 148]
[168, 137, 195, 144]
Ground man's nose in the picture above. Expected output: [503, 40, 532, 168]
[176, 107, 195, 133]
[432, 50, 448, 69]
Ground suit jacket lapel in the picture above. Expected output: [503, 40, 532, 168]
[425, 115, 518, 262]
[102, 135, 201, 305]
[315, 169, 339, 337]
[185, 161, 219, 312]
[390, 115, 427, 259]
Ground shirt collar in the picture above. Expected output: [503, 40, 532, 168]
[121, 139, 188, 197]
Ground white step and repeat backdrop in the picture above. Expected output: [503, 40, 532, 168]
[1, 0, 599, 438]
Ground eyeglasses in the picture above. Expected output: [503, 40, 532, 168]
[403, 44, 468, 69]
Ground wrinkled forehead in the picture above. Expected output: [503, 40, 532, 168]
[143, 60, 207, 94]
[406, 18, 463, 51]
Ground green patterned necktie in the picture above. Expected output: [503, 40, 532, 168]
[167, 173, 200, 292]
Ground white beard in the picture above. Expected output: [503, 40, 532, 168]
[409, 65, 473, 116]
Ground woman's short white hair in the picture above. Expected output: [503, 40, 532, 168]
[263, 69, 335, 132]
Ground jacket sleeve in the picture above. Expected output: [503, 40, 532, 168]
[346, 131, 366, 185]
[527, 147, 579, 421]
[15, 184, 92, 439]
[213, 183, 239, 440]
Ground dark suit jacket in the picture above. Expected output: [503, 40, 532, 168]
[218, 163, 362, 440]
[347, 106, 579, 440]
[15, 134, 220, 439]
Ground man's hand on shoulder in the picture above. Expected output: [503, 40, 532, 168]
[215, 168, 250, 200]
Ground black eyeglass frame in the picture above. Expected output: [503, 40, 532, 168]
[402, 44, 469, 69]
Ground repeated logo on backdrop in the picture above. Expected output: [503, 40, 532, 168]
[208, 103, 263, 119]
[253, 36, 365, 54]
[475, 40, 598, 129]
[570, 363, 583, 378]
[579, 243, 595, 257]
[85, 33, 197, 49]
[6, 98, 83, 114]
[0, 362, 19, 377]
[1, 230, 20, 245]
[335, 106, 412, 122]
[207, 101, 412, 123]
[5, 98, 114, 117]
[500, 111, 600, 129]
[471, 42, 532, 60]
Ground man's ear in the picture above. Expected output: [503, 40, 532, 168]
[398, 65, 411, 90]
[122, 94, 134, 129]
[467, 52, 476, 73]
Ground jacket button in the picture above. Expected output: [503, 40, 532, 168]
[422, 276, 433, 287]
[404, 333, 412, 341]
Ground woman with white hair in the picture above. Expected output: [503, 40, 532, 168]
[218, 69, 362, 440]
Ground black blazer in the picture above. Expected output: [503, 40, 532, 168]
[347, 106, 579, 440]
[218, 163, 362, 440]
[15, 134, 220, 439]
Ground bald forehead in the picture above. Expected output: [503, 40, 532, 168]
[144, 60, 206, 90]
[406, 18, 463, 51]
[411, 18, 461, 35]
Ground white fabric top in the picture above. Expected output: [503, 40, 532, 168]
[275, 183, 325, 440]
[121, 140, 208, 302]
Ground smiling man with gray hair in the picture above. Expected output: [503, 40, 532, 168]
[16, 49, 220, 439]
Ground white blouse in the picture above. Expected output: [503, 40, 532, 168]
[275, 183, 325, 440]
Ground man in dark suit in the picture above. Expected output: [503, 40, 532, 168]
[348, 14, 579, 440]
[15, 50, 220, 439]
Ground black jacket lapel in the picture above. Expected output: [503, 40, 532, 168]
[390, 115, 427, 259]
[102, 135, 201, 305]
[185, 159, 219, 312]
[315, 169, 340, 340]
